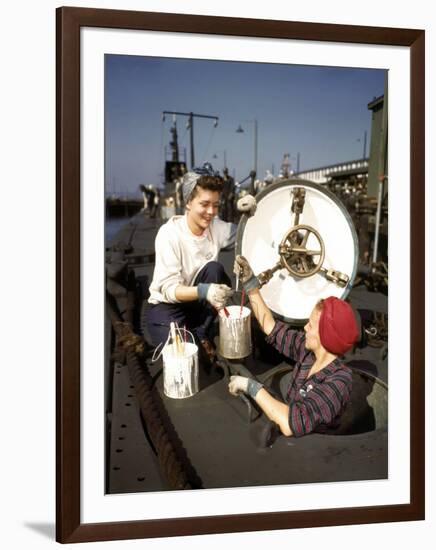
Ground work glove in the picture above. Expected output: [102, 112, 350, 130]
[228, 375, 263, 398]
[234, 255, 260, 292]
[237, 194, 257, 217]
[197, 283, 233, 309]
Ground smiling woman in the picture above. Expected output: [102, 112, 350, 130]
[145, 166, 237, 356]
[185, 179, 222, 236]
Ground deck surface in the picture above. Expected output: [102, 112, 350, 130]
[106, 211, 388, 493]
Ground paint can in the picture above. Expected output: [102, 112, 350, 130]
[218, 305, 252, 359]
[162, 340, 199, 399]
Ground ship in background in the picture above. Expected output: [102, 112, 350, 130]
[162, 115, 188, 195]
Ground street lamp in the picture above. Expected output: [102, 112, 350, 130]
[236, 119, 258, 177]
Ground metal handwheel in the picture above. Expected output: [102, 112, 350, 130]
[279, 224, 325, 278]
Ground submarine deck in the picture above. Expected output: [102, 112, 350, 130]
[106, 212, 388, 494]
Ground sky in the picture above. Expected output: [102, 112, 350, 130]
[105, 55, 386, 196]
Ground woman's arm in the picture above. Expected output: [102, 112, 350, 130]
[229, 376, 292, 436]
[174, 285, 200, 302]
[234, 255, 275, 335]
[175, 283, 233, 310]
[246, 288, 276, 335]
[255, 388, 293, 436]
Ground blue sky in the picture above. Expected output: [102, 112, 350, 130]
[105, 55, 386, 195]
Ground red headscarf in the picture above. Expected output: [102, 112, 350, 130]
[318, 297, 359, 355]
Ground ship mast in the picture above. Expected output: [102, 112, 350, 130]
[169, 115, 179, 162]
[162, 110, 219, 168]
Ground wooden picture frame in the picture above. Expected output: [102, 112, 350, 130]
[56, 6, 425, 543]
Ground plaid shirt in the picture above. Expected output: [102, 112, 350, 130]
[265, 321, 352, 437]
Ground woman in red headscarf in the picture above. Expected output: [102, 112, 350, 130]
[229, 255, 360, 438]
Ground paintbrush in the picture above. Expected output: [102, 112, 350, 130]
[239, 289, 245, 318]
[175, 322, 184, 355]
[170, 322, 178, 355]
[215, 306, 230, 318]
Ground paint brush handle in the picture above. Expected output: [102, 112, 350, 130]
[175, 334, 183, 355]
[239, 289, 245, 318]
[215, 306, 230, 318]
[170, 322, 177, 355]
[170, 322, 177, 341]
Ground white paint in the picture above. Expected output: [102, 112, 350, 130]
[163, 342, 199, 399]
[218, 305, 252, 358]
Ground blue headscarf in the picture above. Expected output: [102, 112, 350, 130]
[182, 163, 219, 203]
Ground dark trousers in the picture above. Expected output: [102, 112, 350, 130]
[146, 261, 232, 346]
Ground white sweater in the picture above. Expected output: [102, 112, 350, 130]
[148, 215, 236, 304]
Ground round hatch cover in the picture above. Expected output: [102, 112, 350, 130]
[235, 179, 358, 324]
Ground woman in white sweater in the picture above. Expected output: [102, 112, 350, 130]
[146, 165, 236, 361]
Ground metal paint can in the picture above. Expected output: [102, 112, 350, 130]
[162, 342, 199, 399]
[218, 305, 252, 359]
